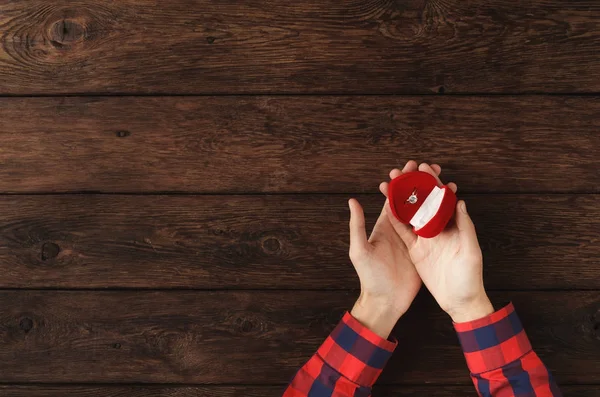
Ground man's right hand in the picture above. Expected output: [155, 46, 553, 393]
[379, 161, 494, 323]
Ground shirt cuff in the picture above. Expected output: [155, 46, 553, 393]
[454, 302, 533, 375]
[316, 312, 397, 387]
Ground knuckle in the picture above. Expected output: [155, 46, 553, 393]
[348, 248, 357, 260]
[348, 247, 363, 261]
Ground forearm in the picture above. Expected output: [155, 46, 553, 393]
[454, 302, 562, 397]
[283, 304, 398, 397]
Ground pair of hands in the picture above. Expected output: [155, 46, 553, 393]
[349, 160, 494, 338]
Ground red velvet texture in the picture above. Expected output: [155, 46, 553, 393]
[388, 171, 457, 238]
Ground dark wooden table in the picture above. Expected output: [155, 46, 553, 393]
[1, 1, 599, 396]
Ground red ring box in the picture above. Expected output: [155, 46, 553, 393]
[388, 171, 457, 238]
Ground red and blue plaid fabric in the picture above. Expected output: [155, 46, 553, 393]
[285, 304, 562, 397]
[455, 303, 562, 397]
[283, 312, 396, 397]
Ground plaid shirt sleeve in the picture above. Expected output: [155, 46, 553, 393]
[283, 312, 397, 397]
[455, 302, 563, 397]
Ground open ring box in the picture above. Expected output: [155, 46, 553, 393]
[388, 171, 457, 238]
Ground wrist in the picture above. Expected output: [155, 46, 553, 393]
[351, 293, 403, 339]
[447, 294, 494, 323]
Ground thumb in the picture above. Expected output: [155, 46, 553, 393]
[348, 198, 368, 259]
[455, 200, 478, 247]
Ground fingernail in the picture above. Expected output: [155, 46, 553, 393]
[460, 201, 467, 213]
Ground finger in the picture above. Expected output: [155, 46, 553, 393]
[455, 200, 479, 248]
[448, 182, 458, 193]
[402, 160, 418, 173]
[389, 168, 402, 179]
[418, 163, 444, 186]
[384, 201, 417, 248]
[379, 181, 389, 197]
[431, 163, 441, 176]
[348, 198, 369, 255]
[390, 160, 418, 181]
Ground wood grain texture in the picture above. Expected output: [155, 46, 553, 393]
[0, 291, 598, 383]
[1, 194, 599, 289]
[1, 0, 600, 94]
[0, 385, 597, 397]
[1, 96, 599, 193]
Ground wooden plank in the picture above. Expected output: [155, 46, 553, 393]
[1, 97, 599, 193]
[0, 385, 596, 397]
[1, 1, 599, 94]
[0, 291, 597, 383]
[0, 194, 598, 290]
